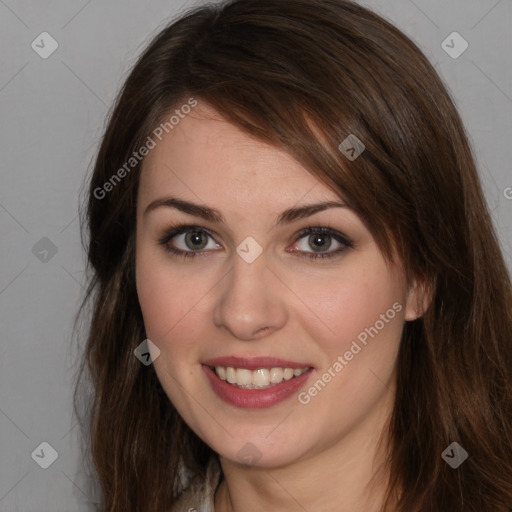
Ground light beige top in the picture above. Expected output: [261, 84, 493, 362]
[170, 457, 222, 512]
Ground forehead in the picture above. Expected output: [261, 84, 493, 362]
[138, 103, 342, 210]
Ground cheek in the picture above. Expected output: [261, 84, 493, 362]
[135, 245, 224, 377]
[135, 246, 200, 353]
[136, 234, 405, 365]
[293, 264, 404, 430]
[291, 255, 405, 358]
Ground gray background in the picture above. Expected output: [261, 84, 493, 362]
[0, 0, 511, 510]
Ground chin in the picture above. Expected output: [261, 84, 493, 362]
[204, 426, 314, 469]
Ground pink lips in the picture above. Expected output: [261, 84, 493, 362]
[202, 356, 314, 409]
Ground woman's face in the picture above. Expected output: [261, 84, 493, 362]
[135, 102, 422, 468]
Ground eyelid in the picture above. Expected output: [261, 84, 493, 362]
[296, 223, 353, 246]
[157, 223, 223, 251]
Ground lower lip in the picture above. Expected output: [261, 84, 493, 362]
[202, 365, 314, 409]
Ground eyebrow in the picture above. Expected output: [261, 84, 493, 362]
[143, 196, 347, 227]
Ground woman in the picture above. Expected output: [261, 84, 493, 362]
[76, 0, 512, 510]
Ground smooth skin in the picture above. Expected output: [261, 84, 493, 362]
[135, 101, 429, 512]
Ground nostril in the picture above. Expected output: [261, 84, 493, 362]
[255, 326, 270, 337]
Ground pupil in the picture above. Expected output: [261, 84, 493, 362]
[187, 231, 206, 249]
[311, 234, 330, 251]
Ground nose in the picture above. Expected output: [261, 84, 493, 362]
[213, 247, 288, 341]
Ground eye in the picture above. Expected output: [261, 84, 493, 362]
[158, 224, 353, 260]
[158, 225, 220, 258]
[291, 226, 353, 260]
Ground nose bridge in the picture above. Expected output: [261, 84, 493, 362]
[213, 243, 285, 340]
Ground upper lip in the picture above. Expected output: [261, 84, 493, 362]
[202, 356, 312, 370]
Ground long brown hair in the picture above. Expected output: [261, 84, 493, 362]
[75, 0, 512, 510]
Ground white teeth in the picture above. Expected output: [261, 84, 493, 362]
[283, 368, 294, 380]
[237, 368, 252, 386]
[226, 367, 236, 384]
[269, 367, 283, 383]
[213, 365, 309, 388]
[253, 368, 269, 387]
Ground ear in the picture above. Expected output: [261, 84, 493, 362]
[404, 278, 433, 321]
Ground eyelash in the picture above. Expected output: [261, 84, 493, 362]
[157, 224, 354, 261]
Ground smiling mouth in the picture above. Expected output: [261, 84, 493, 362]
[209, 365, 311, 389]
